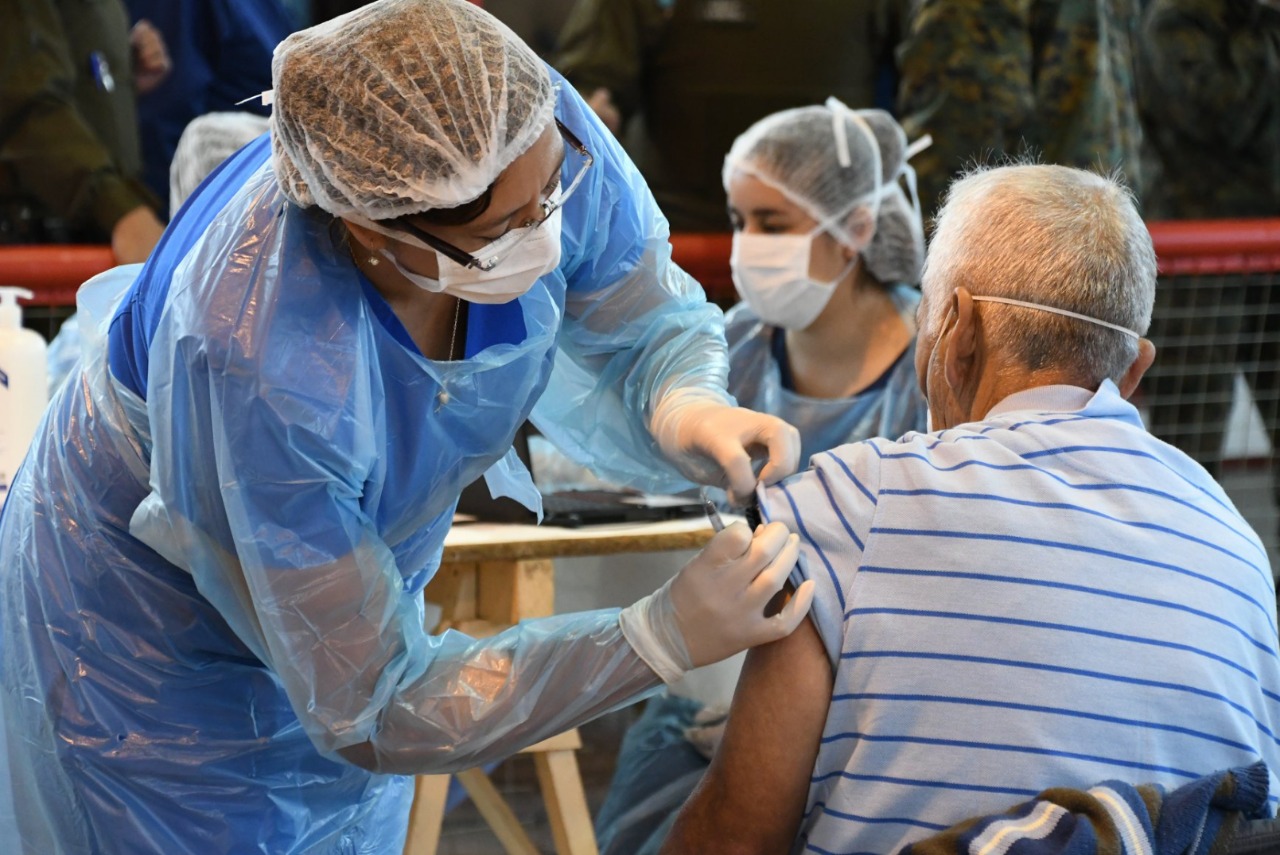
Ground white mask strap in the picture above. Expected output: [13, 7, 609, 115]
[235, 90, 274, 107]
[971, 295, 1141, 339]
[824, 97, 881, 193]
[829, 103, 852, 168]
[822, 97, 883, 251]
[896, 134, 933, 226]
[905, 134, 933, 162]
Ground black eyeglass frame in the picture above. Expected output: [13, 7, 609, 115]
[394, 120, 593, 272]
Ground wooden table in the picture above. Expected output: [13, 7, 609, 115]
[402, 517, 719, 855]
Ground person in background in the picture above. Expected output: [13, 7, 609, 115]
[724, 100, 929, 468]
[1, 0, 170, 263]
[310, 0, 369, 23]
[1135, 0, 1280, 536]
[166, 111, 272, 216]
[0, 2, 814, 852]
[46, 110, 271, 396]
[897, 0, 1144, 219]
[308, 1, 625, 65]
[1136, 0, 1279, 221]
[482, 0, 578, 58]
[554, 0, 907, 231]
[661, 163, 1280, 855]
[124, 0, 295, 217]
[279, 0, 313, 29]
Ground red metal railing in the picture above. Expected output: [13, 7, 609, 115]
[3, 220, 1278, 312]
[1148, 220, 1280, 277]
[0, 245, 115, 308]
[671, 221, 1280, 301]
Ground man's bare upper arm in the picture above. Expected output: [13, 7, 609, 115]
[662, 615, 834, 855]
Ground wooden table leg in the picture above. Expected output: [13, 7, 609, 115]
[534, 748, 600, 855]
[403, 774, 450, 855]
[408, 558, 601, 855]
[456, 768, 542, 855]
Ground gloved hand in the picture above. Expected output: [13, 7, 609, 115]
[618, 521, 815, 683]
[650, 388, 801, 505]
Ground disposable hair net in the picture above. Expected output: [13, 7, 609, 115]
[723, 101, 930, 285]
[170, 112, 271, 213]
[270, 0, 555, 220]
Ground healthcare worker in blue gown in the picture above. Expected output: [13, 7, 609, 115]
[0, 2, 815, 853]
[723, 101, 933, 465]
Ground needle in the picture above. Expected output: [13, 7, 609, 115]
[700, 488, 724, 532]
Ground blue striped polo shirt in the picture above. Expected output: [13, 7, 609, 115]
[759, 381, 1280, 855]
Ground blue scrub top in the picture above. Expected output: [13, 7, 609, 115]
[726, 283, 927, 466]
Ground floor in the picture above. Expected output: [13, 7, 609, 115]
[429, 464, 1280, 855]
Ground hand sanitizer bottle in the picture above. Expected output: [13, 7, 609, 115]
[0, 287, 49, 510]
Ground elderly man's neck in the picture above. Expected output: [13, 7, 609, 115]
[967, 364, 1102, 424]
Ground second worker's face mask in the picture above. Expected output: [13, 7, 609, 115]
[730, 225, 861, 330]
[384, 206, 565, 304]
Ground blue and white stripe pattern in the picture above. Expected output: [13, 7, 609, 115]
[759, 382, 1280, 855]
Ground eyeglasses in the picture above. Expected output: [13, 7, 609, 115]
[395, 120, 593, 272]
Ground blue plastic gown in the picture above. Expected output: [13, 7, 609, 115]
[725, 283, 927, 466]
[0, 74, 730, 854]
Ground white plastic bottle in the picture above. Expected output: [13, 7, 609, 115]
[0, 287, 49, 510]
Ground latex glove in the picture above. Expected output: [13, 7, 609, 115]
[650, 388, 801, 505]
[619, 521, 815, 683]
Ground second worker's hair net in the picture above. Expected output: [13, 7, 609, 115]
[270, 0, 556, 221]
[723, 102, 928, 285]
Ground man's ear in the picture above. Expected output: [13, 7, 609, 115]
[1118, 338, 1156, 399]
[943, 286, 978, 394]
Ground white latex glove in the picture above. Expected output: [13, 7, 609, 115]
[619, 521, 815, 683]
[650, 388, 801, 505]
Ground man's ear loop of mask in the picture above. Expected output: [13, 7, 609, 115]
[969, 295, 1141, 339]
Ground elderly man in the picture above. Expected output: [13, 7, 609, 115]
[662, 164, 1280, 855]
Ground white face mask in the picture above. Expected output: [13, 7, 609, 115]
[730, 226, 860, 330]
[382, 207, 564, 304]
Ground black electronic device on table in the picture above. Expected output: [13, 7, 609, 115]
[456, 423, 706, 528]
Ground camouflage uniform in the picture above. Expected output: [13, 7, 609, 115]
[896, 0, 1144, 220]
[0, 0, 155, 243]
[1136, 0, 1280, 219]
[554, 0, 906, 231]
[483, 0, 580, 58]
[1137, 0, 1280, 524]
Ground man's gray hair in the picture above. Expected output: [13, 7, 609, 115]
[923, 164, 1156, 384]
